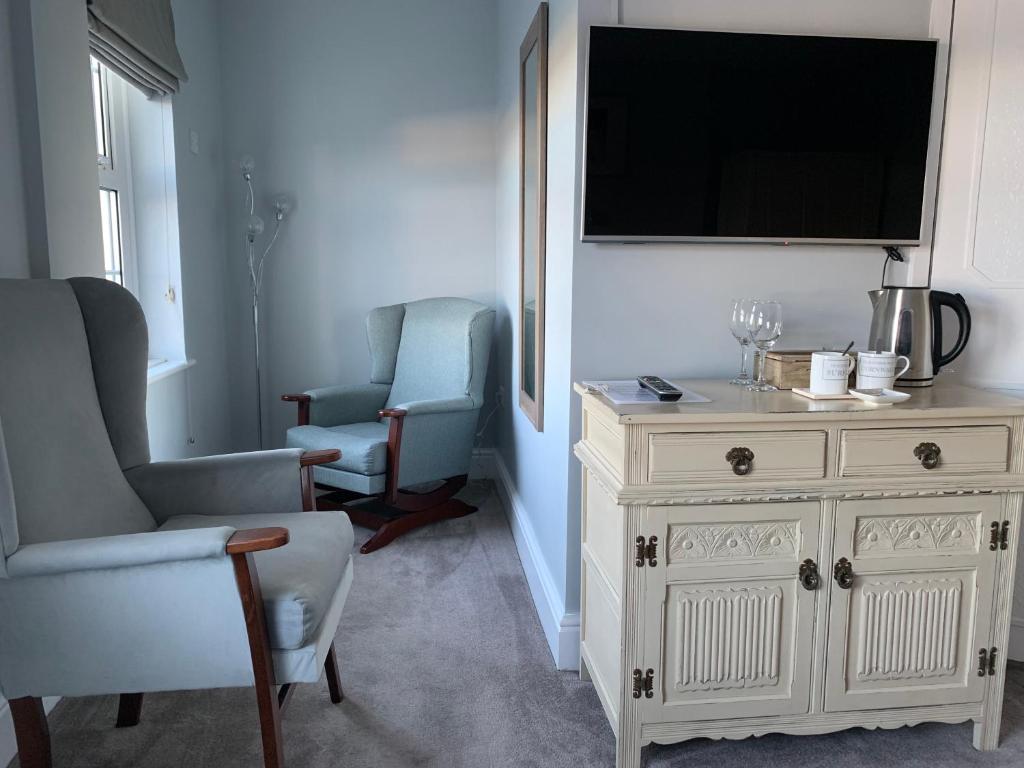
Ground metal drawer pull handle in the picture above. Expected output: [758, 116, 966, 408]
[726, 447, 754, 476]
[798, 559, 820, 591]
[913, 441, 941, 469]
[833, 557, 854, 589]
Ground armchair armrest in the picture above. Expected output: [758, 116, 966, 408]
[226, 527, 289, 554]
[125, 449, 305, 524]
[5, 527, 236, 578]
[300, 449, 341, 467]
[282, 383, 391, 427]
[281, 393, 311, 425]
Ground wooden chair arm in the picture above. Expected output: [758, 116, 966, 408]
[282, 393, 311, 426]
[298, 450, 341, 511]
[226, 527, 290, 555]
[378, 409, 407, 504]
[300, 449, 341, 467]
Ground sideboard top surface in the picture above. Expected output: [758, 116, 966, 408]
[574, 380, 1024, 425]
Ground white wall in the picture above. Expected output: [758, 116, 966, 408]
[927, 0, 1024, 658]
[495, 0, 581, 667]
[9, 0, 103, 279]
[217, 0, 499, 451]
[163, 0, 234, 458]
[0, 0, 29, 278]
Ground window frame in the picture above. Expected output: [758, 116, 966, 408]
[92, 57, 139, 294]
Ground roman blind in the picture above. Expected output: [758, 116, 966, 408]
[86, 0, 188, 97]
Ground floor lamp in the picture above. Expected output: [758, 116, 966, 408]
[241, 155, 290, 449]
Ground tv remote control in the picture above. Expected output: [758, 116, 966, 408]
[637, 376, 684, 401]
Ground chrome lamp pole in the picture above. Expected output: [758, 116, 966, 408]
[240, 155, 290, 449]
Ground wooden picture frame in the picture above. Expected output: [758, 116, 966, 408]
[518, 2, 548, 432]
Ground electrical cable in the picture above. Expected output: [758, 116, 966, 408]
[881, 245, 904, 287]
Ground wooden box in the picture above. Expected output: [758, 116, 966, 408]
[761, 350, 812, 390]
[763, 350, 815, 390]
[764, 350, 856, 390]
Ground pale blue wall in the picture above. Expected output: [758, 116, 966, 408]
[494, 0, 581, 661]
[167, 0, 234, 457]
[216, 0, 499, 451]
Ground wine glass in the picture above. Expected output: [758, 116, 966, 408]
[746, 300, 783, 392]
[729, 299, 756, 385]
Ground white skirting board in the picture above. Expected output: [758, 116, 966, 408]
[485, 449, 581, 671]
[0, 697, 60, 767]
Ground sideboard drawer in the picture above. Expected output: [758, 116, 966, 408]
[648, 431, 827, 484]
[839, 426, 1010, 478]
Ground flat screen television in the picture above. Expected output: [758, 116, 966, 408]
[582, 27, 940, 245]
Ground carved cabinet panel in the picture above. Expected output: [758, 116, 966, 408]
[643, 502, 819, 721]
[824, 496, 1001, 712]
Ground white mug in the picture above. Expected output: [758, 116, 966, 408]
[856, 351, 911, 390]
[810, 352, 856, 395]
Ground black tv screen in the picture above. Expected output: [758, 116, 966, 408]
[583, 27, 938, 244]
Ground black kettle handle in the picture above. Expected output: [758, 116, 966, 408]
[931, 290, 971, 373]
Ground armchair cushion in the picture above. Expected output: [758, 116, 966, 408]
[124, 450, 304, 524]
[304, 382, 391, 427]
[285, 422, 389, 477]
[160, 511, 353, 650]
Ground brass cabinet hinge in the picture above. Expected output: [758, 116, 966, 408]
[634, 535, 658, 568]
[632, 668, 654, 699]
[978, 647, 999, 677]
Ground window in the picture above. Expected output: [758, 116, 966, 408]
[87, 56, 187, 374]
[90, 57, 137, 291]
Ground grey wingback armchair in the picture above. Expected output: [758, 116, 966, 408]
[282, 297, 494, 553]
[0, 278, 353, 768]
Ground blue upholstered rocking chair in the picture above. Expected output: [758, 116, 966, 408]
[282, 297, 494, 553]
[0, 278, 352, 768]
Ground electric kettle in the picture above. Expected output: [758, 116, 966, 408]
[867, 288, 972, 387]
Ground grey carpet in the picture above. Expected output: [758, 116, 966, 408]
[14, 481, 1024, 768]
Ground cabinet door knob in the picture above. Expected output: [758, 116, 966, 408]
[913, 441, 941, 469]
[798, 558, 820, 591]
[833, 557, 854, 589]
[726, 446, 754, 476]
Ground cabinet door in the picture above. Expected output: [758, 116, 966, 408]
[642, 502, 820, 722]
[824, 496, 1000, 712]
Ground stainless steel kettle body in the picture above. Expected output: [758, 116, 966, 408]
[867, 288, 972, 387]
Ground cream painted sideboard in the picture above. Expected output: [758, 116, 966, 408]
[573, 380, 1024, 768]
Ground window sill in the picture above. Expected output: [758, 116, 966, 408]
[147, 358, 195, 385]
